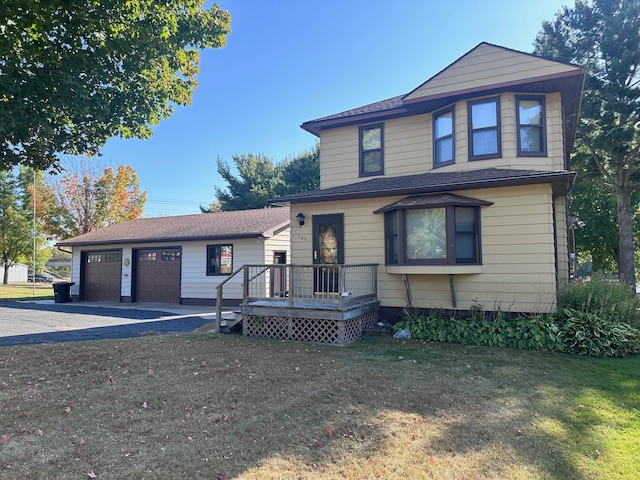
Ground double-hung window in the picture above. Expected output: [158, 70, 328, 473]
[359, 124, 384, 176]
[433, 109, 454, 167]
[468, 97, 501, 160]
[378, 194, 491, 266]
[206, 244, 233, 275]
[517, 96, 546, 156]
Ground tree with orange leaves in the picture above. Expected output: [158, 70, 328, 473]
[40, 160, 146, 239]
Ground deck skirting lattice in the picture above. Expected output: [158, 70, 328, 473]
[243, 310, 378, 345]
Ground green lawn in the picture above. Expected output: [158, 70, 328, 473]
[0, 283, 54, 300]
[0, 332, 638, 479]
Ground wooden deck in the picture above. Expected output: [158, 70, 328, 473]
[217, 264, 379, 344]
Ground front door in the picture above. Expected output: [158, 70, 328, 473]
[312, 214, 344, 293]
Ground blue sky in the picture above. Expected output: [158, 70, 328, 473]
[93, 0, 571, 216]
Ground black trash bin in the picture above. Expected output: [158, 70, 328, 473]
[53, 282, 75, 303]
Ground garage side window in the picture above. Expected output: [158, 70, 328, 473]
[207, 244, 233, 276]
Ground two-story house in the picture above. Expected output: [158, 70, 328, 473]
[273, 42, 585, 322]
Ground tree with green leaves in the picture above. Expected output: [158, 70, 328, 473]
[569, 168, 623, 272]
[0, 1, 230, 171]
[0, 168, 51, 284]
[0, 170, 34, 284]
[212, 154, 283, 211]
[535, 0, 640, 285]
[275, 144, 320, 197]
[208, 145, 320, 211]
[534, 0, 640, 287]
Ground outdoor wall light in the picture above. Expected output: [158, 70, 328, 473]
[296, 212, 305, 227]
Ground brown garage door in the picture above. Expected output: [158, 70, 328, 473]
[135, 248, 181, 303]
[83, 251, 122, 301]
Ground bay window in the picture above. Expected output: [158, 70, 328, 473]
[378, 194, 491, 266]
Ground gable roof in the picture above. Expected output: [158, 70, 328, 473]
[271, 168, 575, 205]
[402, 42, 582, 103]
[300, 42, 585, 159]
[56, 207, 291, 247]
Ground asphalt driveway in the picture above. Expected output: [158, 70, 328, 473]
[0, 300, 222, 347]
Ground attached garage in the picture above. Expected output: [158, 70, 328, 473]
[82, 250, 122, 301]
[134, 248, 181, 303]
[56, 207, 291, 305]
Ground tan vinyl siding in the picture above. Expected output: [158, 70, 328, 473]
[290, 184, 559, 313]
[319, 130, 361, 189]
[404, 44, 581, 101]
[319, 93, 566, 189]
[555, 195, 570, 284]
[546, 93, 566, 170]
[384, 115, 430, 176]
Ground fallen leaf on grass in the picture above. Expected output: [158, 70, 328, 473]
[85, 471, 97, 478]
[217, 474, 225, 480]
[1, 434, 10, 445]
[326, 427, 336, 436]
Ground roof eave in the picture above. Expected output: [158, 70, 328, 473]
[301, 106, 408, 136]
[300, 69, 586, 144]
[56, 232, 268, 248]
[275, 171, 577, 205]
[261, 219, 291, 238]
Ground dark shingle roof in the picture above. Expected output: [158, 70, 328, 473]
[271, 169, 576, 205]
[57, 207, 290, 247]
[305, 95, 405, 123]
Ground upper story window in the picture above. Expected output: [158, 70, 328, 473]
[517, 96, 546, 156]
[468, 97, 501, 160]
[207, 244, 233, 276]
[433, 109, 454, 167]
[359, 124, 384, 176]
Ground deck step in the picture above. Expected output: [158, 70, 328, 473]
[219, 309, 242, 332]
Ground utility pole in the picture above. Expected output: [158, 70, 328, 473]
[32, 168, 36, 297]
